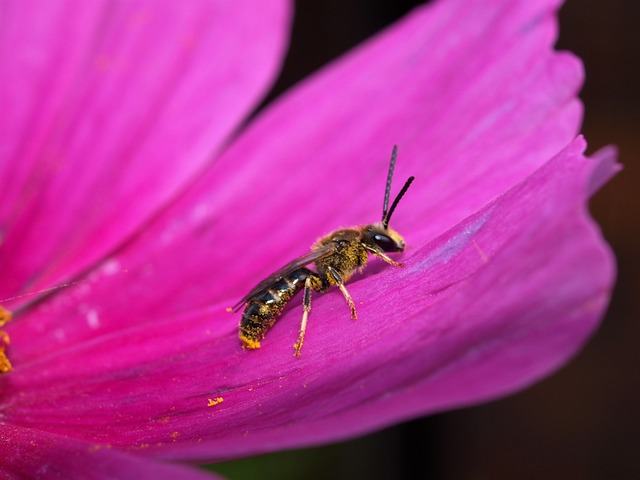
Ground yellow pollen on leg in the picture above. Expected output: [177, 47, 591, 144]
[0, 306, 13, 373]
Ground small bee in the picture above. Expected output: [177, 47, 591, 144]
[233, 146, 414, 356]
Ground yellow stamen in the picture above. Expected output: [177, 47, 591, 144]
[0, 306, 13, 373]
[0, 306, 11, 327]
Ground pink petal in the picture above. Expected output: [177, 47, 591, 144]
[0, 425, 222, 479]
[1, 0, 617, 466]
[8, 0, 585, 361]
[0, 0, 291, 302]
[3, 138, 616, 461]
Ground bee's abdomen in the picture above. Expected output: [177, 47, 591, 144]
[239, 268, 311, 349]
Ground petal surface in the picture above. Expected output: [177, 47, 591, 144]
[1, 0, 617, 465]
[0, 425, 221, 479]
[0, 0, 291, 302]
[2, 138, 617, 461]
[7, 0, 585, 359]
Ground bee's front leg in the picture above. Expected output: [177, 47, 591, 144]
[364, 244, 404, 267]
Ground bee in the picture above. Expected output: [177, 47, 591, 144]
[233, 146, 414, 356]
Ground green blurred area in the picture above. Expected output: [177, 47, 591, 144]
[206, 446, 339, 480]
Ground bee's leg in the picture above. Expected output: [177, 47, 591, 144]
[294, 274, 321, 356]
[337, 283, 357, 319]
[326, 267, 357, 319]
[365, 246, 403, 267]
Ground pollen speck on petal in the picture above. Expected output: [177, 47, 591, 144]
[207, 397, 224, 408]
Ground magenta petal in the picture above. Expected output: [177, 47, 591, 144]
[3, 138, 616, 461]
[8, 0, 587, 350]
[0, 0, 291, 301]
[1, 0, 617, 468]
[0, 428, 222, 480]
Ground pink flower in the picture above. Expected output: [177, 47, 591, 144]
[0, 0, 617, 478]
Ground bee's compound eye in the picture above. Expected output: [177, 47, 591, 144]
[373, 233, 402, 252]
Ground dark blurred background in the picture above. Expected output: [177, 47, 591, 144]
[211, 1, 640, 478]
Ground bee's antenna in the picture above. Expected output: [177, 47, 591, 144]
[381, 145, 398, 224]
[383, 176, 414, 229]
[381, 145, 414, 229]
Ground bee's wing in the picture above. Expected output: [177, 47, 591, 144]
[232, 246, 334, 310]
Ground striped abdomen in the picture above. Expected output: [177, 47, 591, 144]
[239, 268, 312, 349]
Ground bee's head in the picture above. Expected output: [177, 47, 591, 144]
[363, 223, 406, 252]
